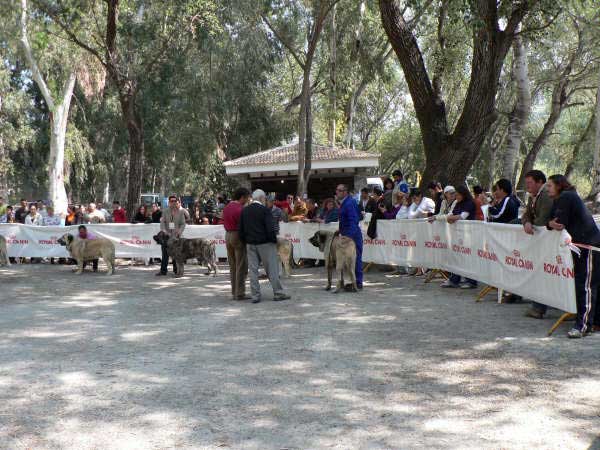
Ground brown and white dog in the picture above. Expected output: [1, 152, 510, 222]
[309, 230, 357, 293]
[0, 235, 9, 266]
[153, 231, 217, 277]
[57, 233, 115, 275]
[276, 237, 295, 278]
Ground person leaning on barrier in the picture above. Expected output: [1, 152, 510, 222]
[488, 179, 519, 224]
[239, 189, 290, 303]
[436, 185, 478, 289]
[223, 187, 251, 300]
[546, 175, 600, 338]
[156, 195, 186, 276]
[439, 186, 457, 216]
[519, 170, 555, 319]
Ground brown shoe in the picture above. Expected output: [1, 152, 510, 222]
[236, 295, 252, 301]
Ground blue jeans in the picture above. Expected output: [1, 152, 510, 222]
[449, 273, 477, 287]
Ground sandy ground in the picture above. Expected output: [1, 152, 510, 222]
[0, 260, 599, 450]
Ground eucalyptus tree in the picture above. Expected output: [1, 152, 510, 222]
[34, 0, 219, 216]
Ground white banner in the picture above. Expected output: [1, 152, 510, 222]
[0, 221, 576, 313]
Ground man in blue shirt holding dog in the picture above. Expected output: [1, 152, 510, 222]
[336, 184, 363, 290]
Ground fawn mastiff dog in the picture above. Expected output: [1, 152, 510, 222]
[309, 230, 357, 293]
[276, 237, 295, 278]
[153, 231, 218, 277]
[57, 233, 115, 275]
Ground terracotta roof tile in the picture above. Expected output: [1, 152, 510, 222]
[224, 143, 378, 167]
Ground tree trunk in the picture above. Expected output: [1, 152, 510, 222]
[589, 71, 600, 201]
[119, 88, 144, 219]
[327, 4, 337, 147]
[502, 35, 531, 184]
[297, 65, 311, 196]
[379, 0, 526, 188]
[564, 112, 595, 179]
[516, 79, 569, 190]
[20, 0, 73, 215]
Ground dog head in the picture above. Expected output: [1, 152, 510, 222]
[153, 231, 170, 246]
[309, 230, 332, 252]
[57, 233, 74, 248]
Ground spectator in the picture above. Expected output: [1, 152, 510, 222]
[286, 194, 295, 211]
[191, 201, 204, 225]
[488, 179, 519, 223]
[151, 203, 162, 223]
[358, 188, 378, 219]
[316, 198, 339, 224]
[407, 188, 435, 219]
[266, 196, 284, 233]
[43, 206, 62, 226]
[0, 196, 6, 217]
[441, 185, 477, 289]
[36, 201, 47, 218]
[392, 169, 410, 196]
[224, 187, 251, 300]
[15, 199, 28, 224]
[382, 177, 396, 210]
[427, 182, 444, 215]
[65, 205, 77, 226]
[132, 205, 151, 224]
[380, 191, 405, 219]
[395, 193, 411, 219]
[273, 193, 292, 217]
[112, 201, 127, 223]
[546, 175, 600, 338]
[85, 203, 105, 224]
[0, 205, 15, 223]
[303, 198, 319, 222]
[289, 196, 308, 222]
[25, 204, 43, 226]
[472, 185, 486, 221]
[439, 186, 457, 215]
[520, 170, 555, 319]
[203, 195, 217, 224]
[97, 202, 110, 222]
[239, 189, 290, 303]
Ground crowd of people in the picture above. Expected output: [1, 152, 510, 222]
[1, 167, 599, 338]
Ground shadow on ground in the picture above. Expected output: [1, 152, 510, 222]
[0, 262, 599, 449]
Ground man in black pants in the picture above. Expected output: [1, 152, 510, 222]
[156, 195, 187, 276]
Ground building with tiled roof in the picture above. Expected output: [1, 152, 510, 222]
[224, 142, 380, 199]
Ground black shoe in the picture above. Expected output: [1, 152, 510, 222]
[273, 294, 291, 301]
[155, 271, 167, 276]
[357, 284, 363, 290]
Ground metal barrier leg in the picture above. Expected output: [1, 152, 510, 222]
[547, 313, 577, 336]
[476, 285, 496, 302]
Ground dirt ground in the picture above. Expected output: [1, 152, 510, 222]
[0, 260, 599, 450]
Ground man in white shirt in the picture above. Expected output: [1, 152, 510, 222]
[407, 189, 435, 219]
[87, 203, 106, 223]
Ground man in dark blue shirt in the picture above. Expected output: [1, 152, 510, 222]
[336, 184, 363, 289]
[488, 178, 520, 223]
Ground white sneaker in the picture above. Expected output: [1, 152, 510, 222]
[441, 280, 458, 288]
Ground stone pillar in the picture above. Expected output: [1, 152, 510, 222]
[353, 169, 369, 194]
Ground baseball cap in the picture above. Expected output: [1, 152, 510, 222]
[443, 185, 456, 194]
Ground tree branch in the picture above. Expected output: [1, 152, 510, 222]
[261, 14, 305, 69]
[20, 0, 55, 111]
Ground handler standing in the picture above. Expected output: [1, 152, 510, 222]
[336, 184, 363, 290]
[223, 187, 250, 300]
[156, 195, 186, 276]
[239, 189, 290, 303]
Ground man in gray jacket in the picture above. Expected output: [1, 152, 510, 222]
[156, 195, 187, 276]
[521, 170, 555, 318]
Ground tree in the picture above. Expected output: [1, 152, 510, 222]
[590, 69, 600, 200]
[20, 0, 75, 215]
[36, 0, 219, 216]
[378, 0, 546, 187]
[262, 0, 341, 196]
[501, 34, 531, 184]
